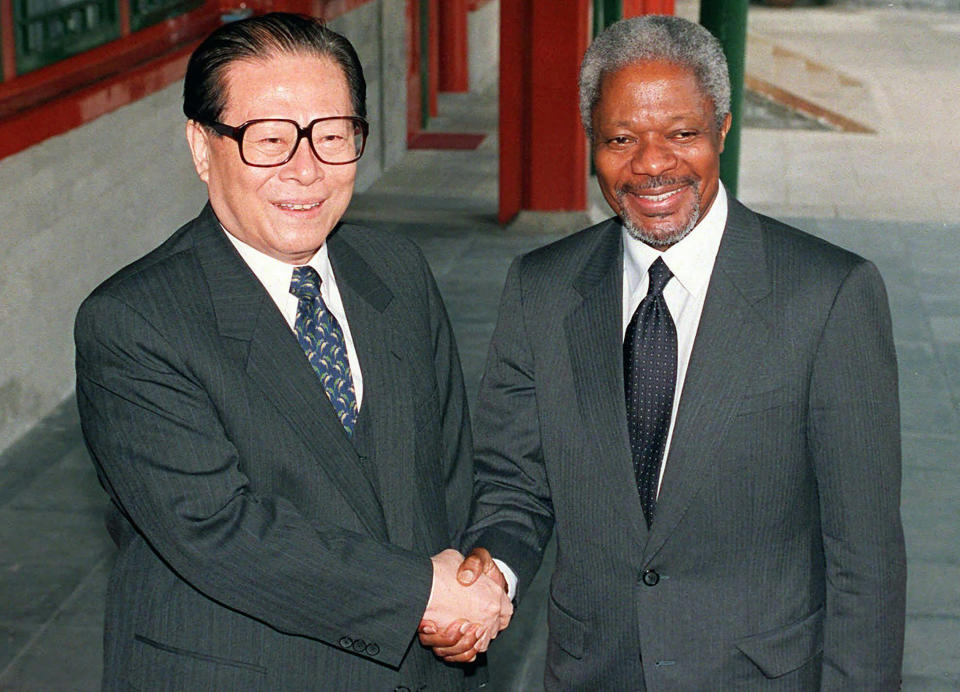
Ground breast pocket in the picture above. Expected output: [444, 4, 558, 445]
[736, 386, 794, 416]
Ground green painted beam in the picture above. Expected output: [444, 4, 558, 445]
[699, 0, 748, 197]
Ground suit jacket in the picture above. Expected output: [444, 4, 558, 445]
[75, 204, 475, 691]
[464, 199, 906, 690]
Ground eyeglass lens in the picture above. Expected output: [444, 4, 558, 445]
[241, 118, 364, 165]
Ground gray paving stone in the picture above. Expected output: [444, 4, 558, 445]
[0, 624, 34, 674]
[902, 675, 960, 692]
[896, 341, 960, 435]
[902, 432, 960, 471]
[907, 561, 960, 617]
[0, 508, 112, 570]
[889, 296, 935, 343]
[0, 623, 102, 692]
[902, 616, 960, 684]
[9, 463, 107, 514]
[0, 563, 92, 625]
[902, 500, 960, 565]
[931, 316, 960, 344]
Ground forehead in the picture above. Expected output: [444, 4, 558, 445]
[595, 60, 710, 118]
[221, 52, 351, 117]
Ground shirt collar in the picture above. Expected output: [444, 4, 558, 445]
[622, 182, 728, 300]
[222, 228, 333, 303]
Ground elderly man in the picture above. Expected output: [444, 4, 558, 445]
[75, 13, 509, 691]
[424, 15, 906, 690]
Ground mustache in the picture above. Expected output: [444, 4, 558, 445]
[618, 177, 697, 196]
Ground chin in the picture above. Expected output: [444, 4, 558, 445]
[623, 214, 698, 249]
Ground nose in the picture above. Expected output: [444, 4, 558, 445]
[630, 136, 678, 177]
[279, 136, 325, 184]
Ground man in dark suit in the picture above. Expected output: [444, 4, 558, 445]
[75, 14, 510, 691]
[422, 15, 906, 690]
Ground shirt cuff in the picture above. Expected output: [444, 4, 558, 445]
[493, 558, 518, 601]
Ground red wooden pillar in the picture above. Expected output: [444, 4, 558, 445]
[623, 0, 675, 16]
[428, 0, 439, 116]
[498, 0, 590, 224]
[438, 0, 468, 92]
[407, 0, 441, 139]
[1, 0, 17, 80]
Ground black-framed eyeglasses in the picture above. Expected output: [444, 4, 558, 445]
[205, 116, 369, 167]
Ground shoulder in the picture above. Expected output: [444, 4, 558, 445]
[83, 208, 210, 306]
[331, 221, 429, 270]
[328, 221, 436, 297]
[730, 200, 888, 309]
[76, 208, 213, 337]
[517, 217, 620, 279]
[733, 200, 867, 275]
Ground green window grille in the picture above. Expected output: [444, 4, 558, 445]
[13, 0, 120, 75]
[129, 0, 200, 32]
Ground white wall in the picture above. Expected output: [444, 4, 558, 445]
[0, 0, 408, 453]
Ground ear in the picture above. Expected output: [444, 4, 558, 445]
[716, 112, 733, 154]
[185, 120, 212, 184]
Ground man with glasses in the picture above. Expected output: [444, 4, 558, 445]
[75, 13, 510, 691]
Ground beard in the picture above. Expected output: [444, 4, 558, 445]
[617, 176, 702, 249]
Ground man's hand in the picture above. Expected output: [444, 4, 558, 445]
[419, 548, 510, 662]
[455, 547, 506, 591]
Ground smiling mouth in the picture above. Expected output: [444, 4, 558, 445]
[275, 201, 322, 211]
[633, 188, 685, 202]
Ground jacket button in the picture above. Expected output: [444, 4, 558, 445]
[352, 638, 367, 652]
[642, 569, 660, 586]
[339, 636, 353, 648]
[366, 643, 380, 656]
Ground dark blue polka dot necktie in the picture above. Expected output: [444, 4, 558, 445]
[623, 257, 677, 528]
[290, 266, 358, 436]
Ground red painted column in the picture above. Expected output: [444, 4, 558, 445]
[1, 0, 16, 80]
[623, 0, 675, 16]
[428, 0, 439, 116]
[438, 0, 468, 92]
[497, 0, 528, 223]
[527, 0, 589, 211]
[498, 0, 589, 223]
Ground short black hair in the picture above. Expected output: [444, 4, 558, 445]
[183, 12, 366, 124]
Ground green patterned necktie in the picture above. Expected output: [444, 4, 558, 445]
[290, 266, 358, 435]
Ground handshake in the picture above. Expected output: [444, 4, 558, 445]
[419, 548, 513, 662]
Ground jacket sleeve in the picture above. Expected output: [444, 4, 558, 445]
[75, 292, 433, 668]
[462, 258, 555, 599]
[420, 257, 475, 547]
[807, 259, 906, 689]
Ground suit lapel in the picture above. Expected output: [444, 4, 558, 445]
[192, 208, 389, 542]
[642, 199, 774, 562]
[564, 220, 648, 545]
[328, 231, 437, 551]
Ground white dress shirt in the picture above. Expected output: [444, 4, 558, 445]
[621, 183, 727, 497]
[497, 185, 729, 599]
[224, 230, 364, 409]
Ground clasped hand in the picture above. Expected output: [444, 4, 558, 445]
[419, 548, 511, 662]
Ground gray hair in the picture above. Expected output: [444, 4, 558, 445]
[578, 15, 730, 140]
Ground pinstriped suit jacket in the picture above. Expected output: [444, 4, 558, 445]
[76, 204, 475, 691]
[465, 199, 906, 690]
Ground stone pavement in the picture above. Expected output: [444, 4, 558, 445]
[1, 4, 958, 689]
